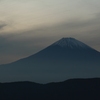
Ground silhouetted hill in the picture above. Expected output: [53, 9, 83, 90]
[0, 78, 100, 100]
[0, 38, 100, 83]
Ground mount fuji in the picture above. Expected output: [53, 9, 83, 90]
[0, 37, 100, 83]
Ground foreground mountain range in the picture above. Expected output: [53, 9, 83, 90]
[0, 37, 100, 83]
[0, 78, 100, 100]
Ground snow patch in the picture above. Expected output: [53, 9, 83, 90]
[52, 37, 91, 49]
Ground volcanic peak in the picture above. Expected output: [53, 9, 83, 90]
[52, 37, 91, 49]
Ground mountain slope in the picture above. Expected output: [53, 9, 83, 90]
[0, 37, 100, 83]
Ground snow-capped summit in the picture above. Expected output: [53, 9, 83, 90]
[52, 37, 91, 49]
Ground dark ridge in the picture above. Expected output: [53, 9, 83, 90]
[0, 78, 100, 100]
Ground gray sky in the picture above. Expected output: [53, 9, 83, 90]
[0, 0, 100, 64]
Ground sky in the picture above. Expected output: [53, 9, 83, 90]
[0, 0, 100, 64]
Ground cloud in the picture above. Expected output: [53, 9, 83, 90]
[0, 12, 100, 64]
[0, 21, 7, 29]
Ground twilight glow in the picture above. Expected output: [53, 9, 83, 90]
[0, 0, 100, 64]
